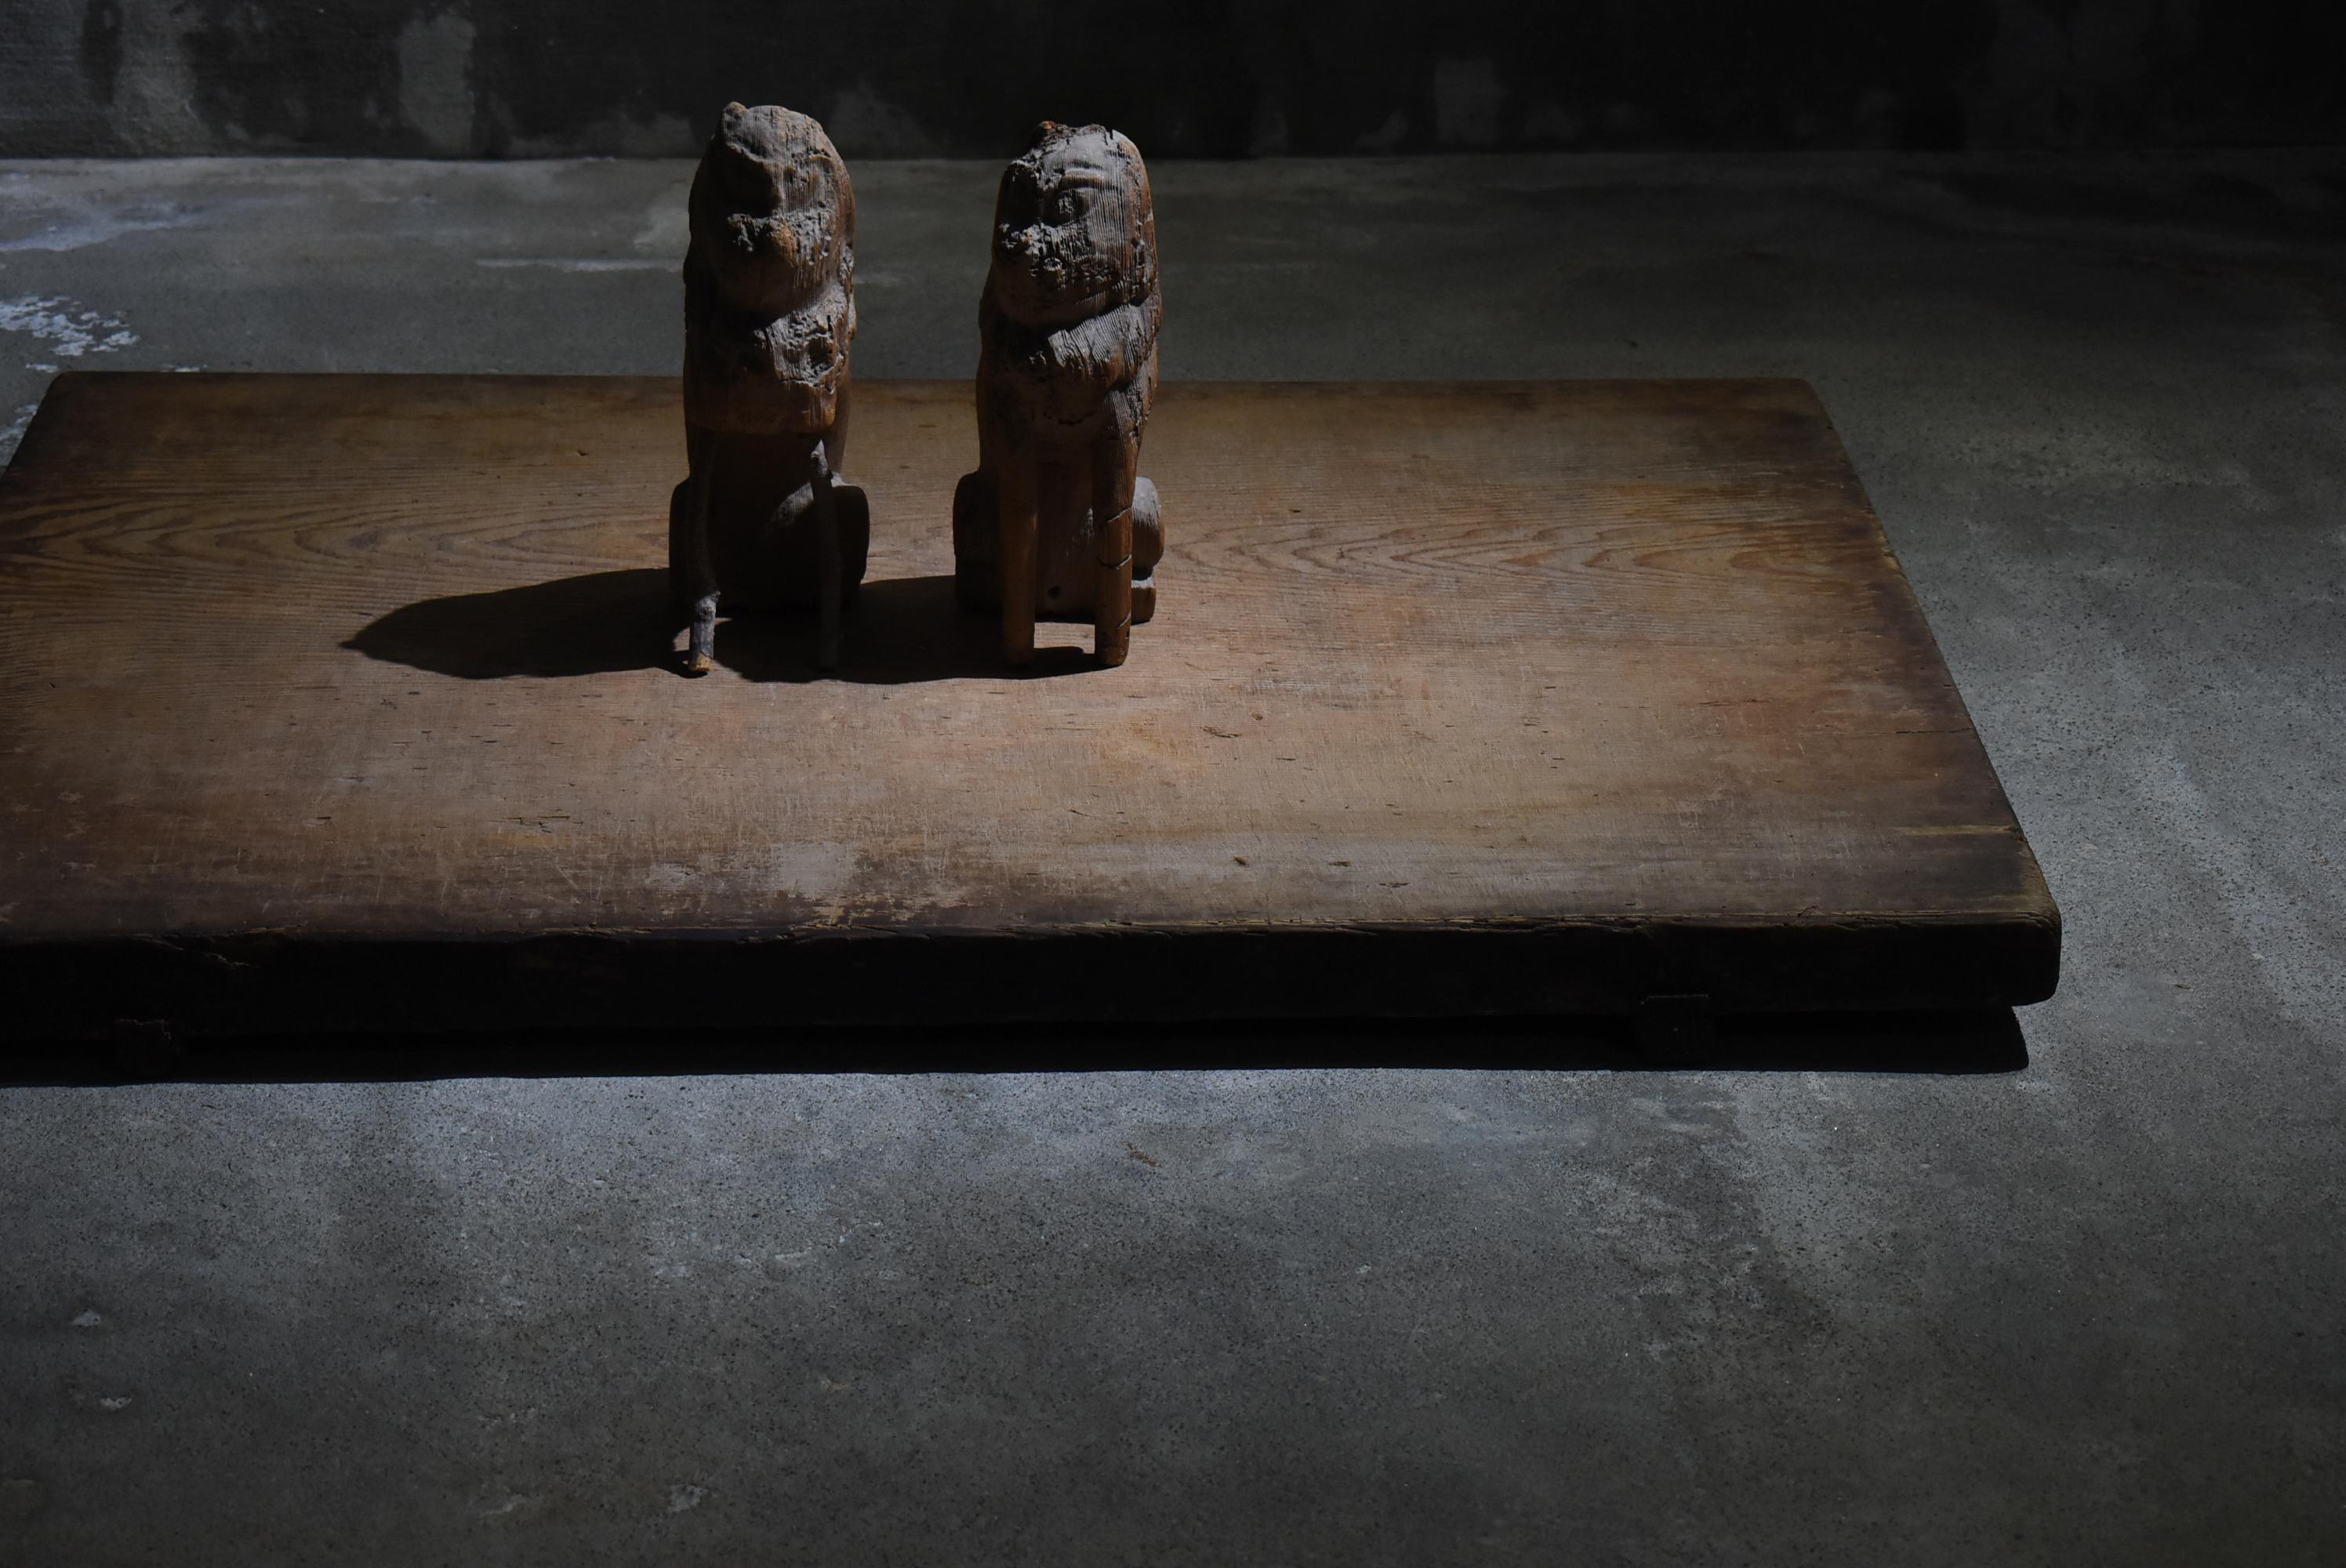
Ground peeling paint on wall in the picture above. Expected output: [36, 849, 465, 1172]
[0, 403, 41, 468]
[0, 296, 139, 357]
[396, 9, 477, 154]
[1433, 59, 1505, 149]
[473, 257, 669, 272]
[0, 180, 198, 250]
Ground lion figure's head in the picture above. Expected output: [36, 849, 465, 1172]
[989, 122, 1155, 329]
[689, 102, 854, 321]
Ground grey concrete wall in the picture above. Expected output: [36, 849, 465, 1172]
[4, 1, 2343, 160]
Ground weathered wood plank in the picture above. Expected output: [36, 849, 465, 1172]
[0, 373, 2057, 1036]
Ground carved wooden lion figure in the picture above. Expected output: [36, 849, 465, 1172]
[671, 102, 868, 673]
[953, 122, 1164, 667]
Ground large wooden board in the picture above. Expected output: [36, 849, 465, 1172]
[0, 374, 2057, 1036]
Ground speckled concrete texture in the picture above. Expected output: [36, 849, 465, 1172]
[1, 152, 2341, 1564]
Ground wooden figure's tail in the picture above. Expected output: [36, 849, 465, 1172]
[998, 447, 1037, 666]
[1093, 435, 1138, 668]
[810, 439, 843, 672]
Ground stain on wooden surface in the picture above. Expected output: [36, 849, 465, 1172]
[0, 373, 2057, 1035]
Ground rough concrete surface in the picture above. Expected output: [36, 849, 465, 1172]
[1, 152, 2342, 1563]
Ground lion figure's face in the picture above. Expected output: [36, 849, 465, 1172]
[990, 125, 1153, 328]
[692, 104, 852, 320]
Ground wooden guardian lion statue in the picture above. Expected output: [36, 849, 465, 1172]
[953, 122, 1163, 667]
[671, 103, 868, 673]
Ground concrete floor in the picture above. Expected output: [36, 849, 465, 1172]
[1, 152, 2341, 1563]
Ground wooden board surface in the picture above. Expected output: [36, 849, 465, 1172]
[0, 373, 2057, 1036]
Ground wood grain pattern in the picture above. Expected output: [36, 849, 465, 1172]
[0, 372, 2058, 1036]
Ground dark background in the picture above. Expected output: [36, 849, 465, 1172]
[6, 0, 2344, 159]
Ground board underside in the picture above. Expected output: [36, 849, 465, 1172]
[0, 374, 2057, 1036]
